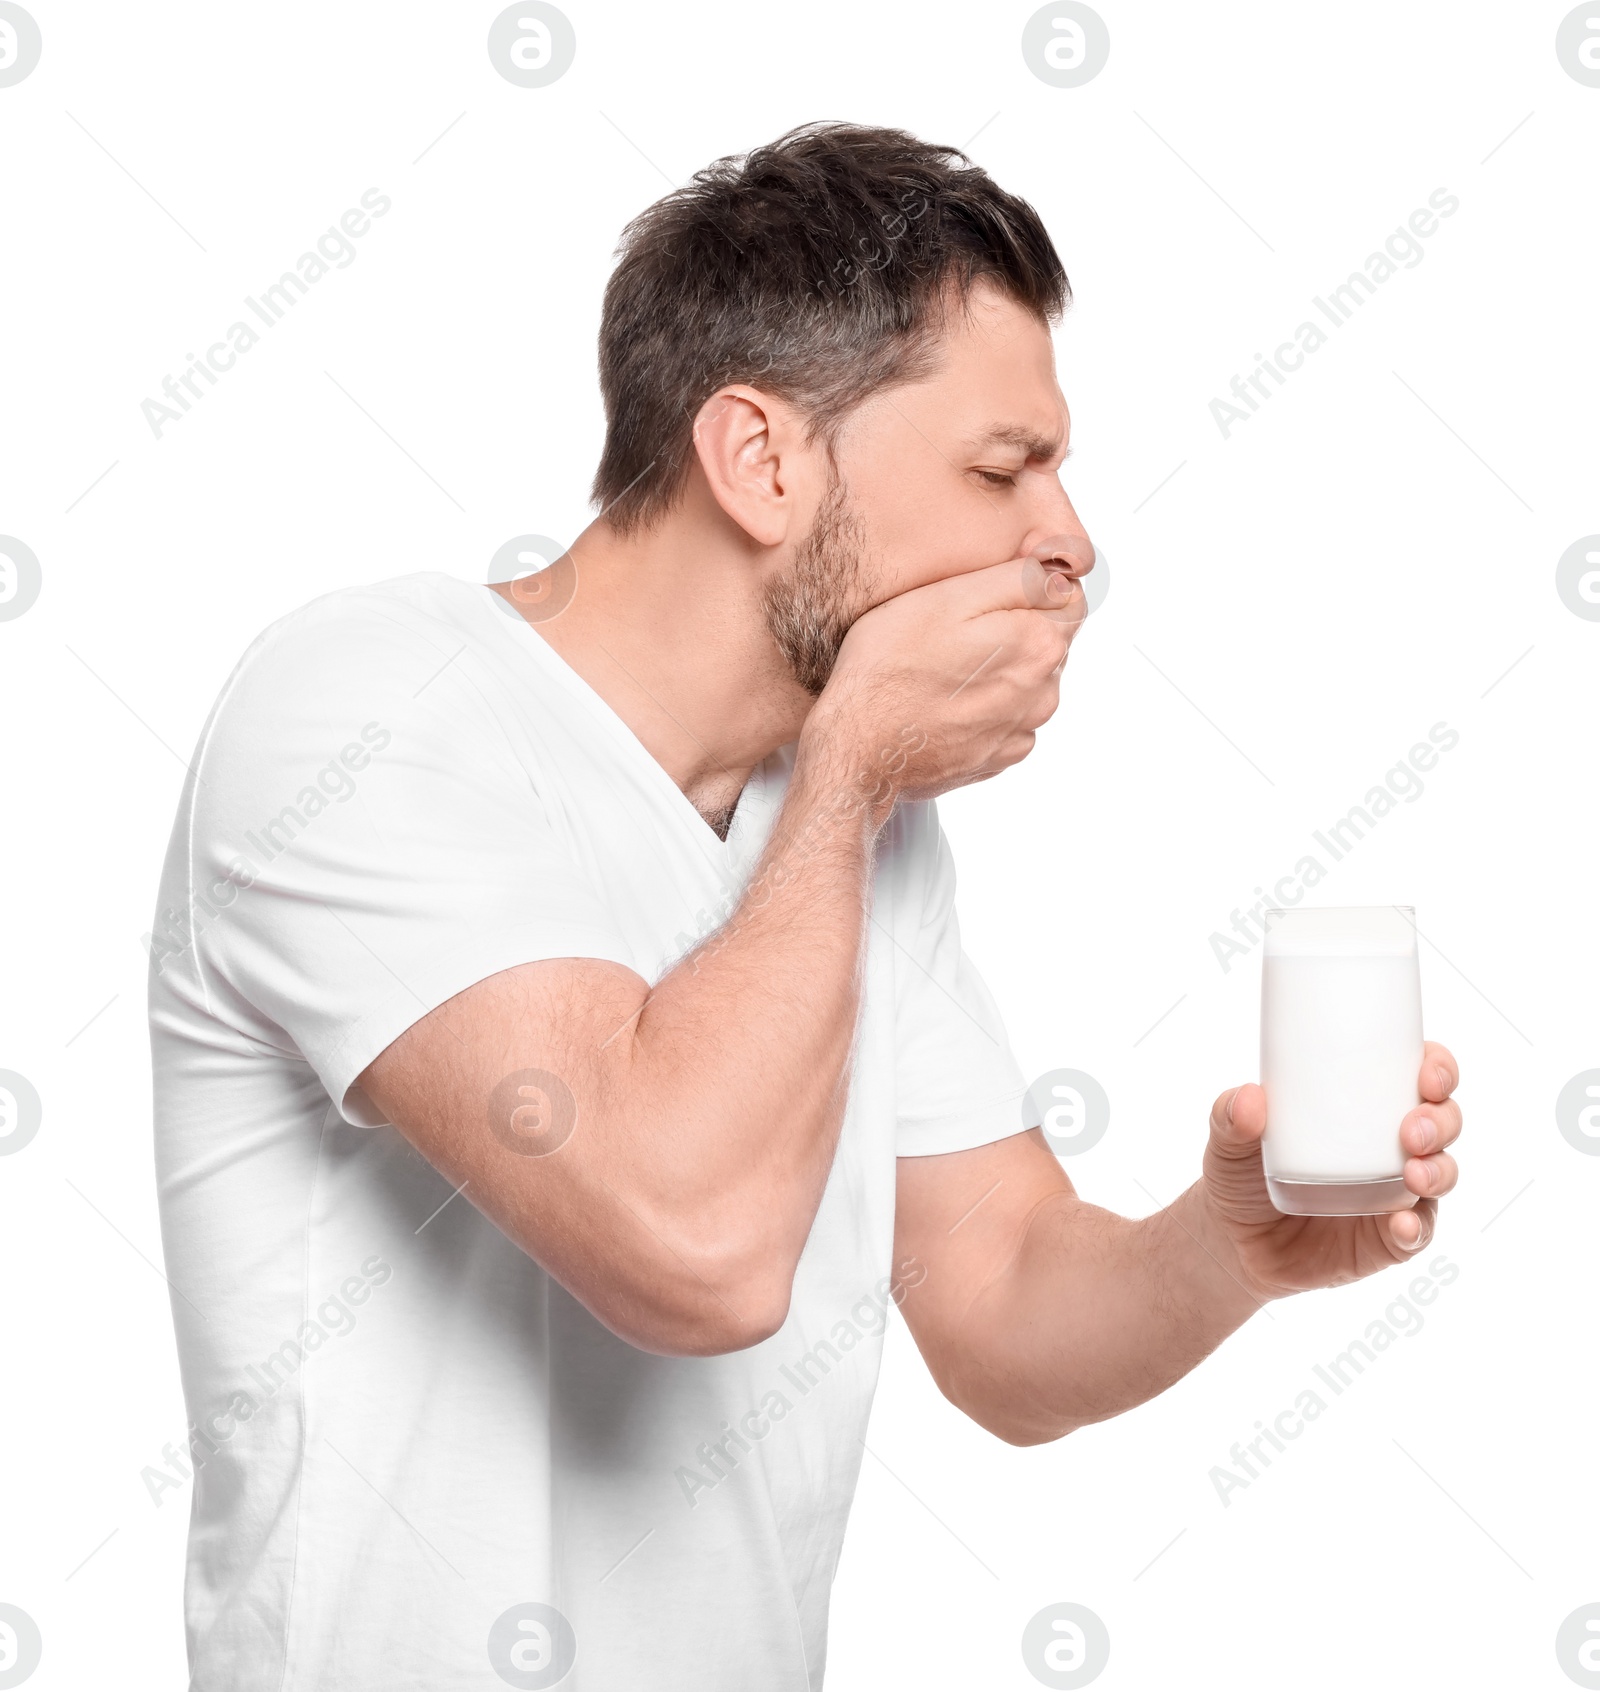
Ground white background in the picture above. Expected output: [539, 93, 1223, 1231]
[2, 2, 1597, 1687]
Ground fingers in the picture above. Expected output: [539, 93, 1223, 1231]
[1020, 538, 1092, 629]
[1019, 670, 1062, 733]
[1403, 1061, 1461, 1208]
[1023, 565, 1087, 626]
[963, 571, 1078, 706]
[1403, 1149, 1458, 1200]
[1420, 1041, 1458, 1102]
[1385, 1198, 1436, 1254]
[922, 557, 1088, 704]
[1401, 1098, 1461, 1155]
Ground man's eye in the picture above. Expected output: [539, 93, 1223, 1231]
[976, 470, 1017, 488]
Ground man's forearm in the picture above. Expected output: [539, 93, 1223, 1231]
[943, 1183, 1264, 1445]
[604, 727, 895, 1297]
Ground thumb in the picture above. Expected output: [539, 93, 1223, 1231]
[935, 555, 1078, 620]
[1210, 1083, 1267, 1159]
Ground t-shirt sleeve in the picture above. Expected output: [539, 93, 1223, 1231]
[167, 593, 637, 1127]
[889, 801, 1041, 1157]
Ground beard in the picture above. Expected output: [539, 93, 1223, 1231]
[760, 467, 876, 698]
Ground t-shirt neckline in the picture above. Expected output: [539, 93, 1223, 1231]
[454, 574, 765, 873]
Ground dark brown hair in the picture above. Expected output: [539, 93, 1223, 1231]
[589, 121, 1070, 533]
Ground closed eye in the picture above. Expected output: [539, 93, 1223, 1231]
[975, 470, 1017, 487]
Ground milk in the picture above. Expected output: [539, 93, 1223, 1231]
[1260, 906, 1423, 1215]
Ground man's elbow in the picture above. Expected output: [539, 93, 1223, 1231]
[957, 1393, 1083, 1446]
[935, 1363, 1085, 1447]
[609, 1285, 792, 1358]
[584, 1234, 797, 1359]
[985, 1414, 1082, 1447]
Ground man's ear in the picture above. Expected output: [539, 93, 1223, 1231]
[691, 385, 798, 548]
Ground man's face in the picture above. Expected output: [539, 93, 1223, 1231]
[762, 279, 1091, 694]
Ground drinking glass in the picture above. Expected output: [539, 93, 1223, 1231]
[1260, 905, 1423, 1216]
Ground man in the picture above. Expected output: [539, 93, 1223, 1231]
[150, 123, 1461, 1690]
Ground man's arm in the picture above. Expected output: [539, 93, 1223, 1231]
[357, 557, 1085, 1359]
[891, 1048, 1462, 1444]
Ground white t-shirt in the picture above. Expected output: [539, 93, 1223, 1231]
[149, 571, 1035, 1691]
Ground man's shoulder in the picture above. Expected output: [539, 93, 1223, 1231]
[201, 571, 507, 733]
[234, 570, 486, 678]
[183, 572, 512, 811]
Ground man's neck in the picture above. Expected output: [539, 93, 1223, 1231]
[492, 487, 814, 826]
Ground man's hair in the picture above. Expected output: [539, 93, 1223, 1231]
[589, 121, 1070, 534]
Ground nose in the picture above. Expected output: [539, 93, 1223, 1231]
[1027, 530, 1095, 580]
[1022, 477, 1094, 578]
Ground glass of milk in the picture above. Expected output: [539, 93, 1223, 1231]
[1260, 905, 1423, 1215]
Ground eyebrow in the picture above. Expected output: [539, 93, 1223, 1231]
[964, 422, 1068, 462]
